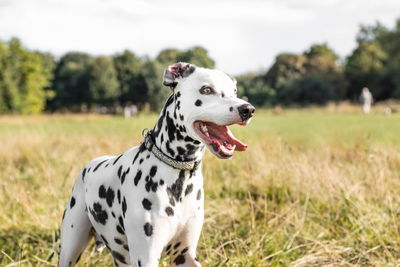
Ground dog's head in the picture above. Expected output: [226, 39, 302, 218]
[163, 62, 255, 159]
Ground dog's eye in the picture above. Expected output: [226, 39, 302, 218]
[199, 86, 213, 95]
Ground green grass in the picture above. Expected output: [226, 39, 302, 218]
[1, 108, 400, 266]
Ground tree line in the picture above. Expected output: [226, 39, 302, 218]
[0, 18, 399, 114]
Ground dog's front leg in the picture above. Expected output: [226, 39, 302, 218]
[170, 211, 203, 267]
[125, 217, 169, 267]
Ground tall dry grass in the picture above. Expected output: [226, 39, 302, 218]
[0, 108, 399, 266]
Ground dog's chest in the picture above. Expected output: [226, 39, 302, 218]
[83, 149, 204, 252]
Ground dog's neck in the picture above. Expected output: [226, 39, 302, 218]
[151, 94, 205, 163]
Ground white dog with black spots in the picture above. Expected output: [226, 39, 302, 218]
[58, 62, 255, 267]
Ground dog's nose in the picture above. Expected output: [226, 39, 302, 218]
[238, 104, 255, 121]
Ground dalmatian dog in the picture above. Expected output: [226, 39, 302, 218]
[58, 62, 255, 267]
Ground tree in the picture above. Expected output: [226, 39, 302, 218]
[178, 46, 215, 68]
[345, 42, 387, 100]
[304, 43, 347, 99]
[236, 73, 276, 106]
[156, 46, 215, 69]
[113, 50, 148, 105]
[304, 43, 339, 62]
[278, 76, 336, 105]
[265, 53, 308, 90]
[51, 52, 93, 110]
[88, 56, 119, 106]
[0, 38, 54, 114]
[141, 60, 170, 111]
[156, 49, 183, 66]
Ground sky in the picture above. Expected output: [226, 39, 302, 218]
[0, 0, 399, 75]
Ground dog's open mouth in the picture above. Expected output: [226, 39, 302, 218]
[193, 121, 248, 159]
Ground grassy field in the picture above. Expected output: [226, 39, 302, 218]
[1, 108, 400, 266]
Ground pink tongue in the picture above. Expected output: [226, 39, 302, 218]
[213, 125, 248, 151]
[227, 132, 248, 151]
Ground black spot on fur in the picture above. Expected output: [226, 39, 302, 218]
[62, 209, 66, 220]
[118, 216, 125, 230]
[221, 92, 225, 97]
[176, 130, 184, 141]
[138, 260, 142, 267]
[89, 202, 108, 225]
[134, 170, 142, 186]
[167, 170, 186, 204]
[70, 197, 76, 209]
[122, 197, 127, 217]
[150, 166, 157, 177]
[139, 158, 143, 164]
[132, 142, 146, 165]
[75, 252, 82, 264]
[184, 136, 194, 142]
[93, 160, 107, 172]
[112, 250, 127, 264]
[166, 141, 175, 157]
[113, 154, 123, 165]
[114, 238, 123, 245]
[146, 154, 150, 159]
[111, 211, 116, 218]
[145, 176, 158, 193]
[121, 167, 130, 184]
[229, 106, 233, 112]
[165, 206, 174, 216]
[197, 189, 201, 200]
[117, 165, 123, 178]
[160, 179, 164, 185]
[166, 112, 177, 141]
[81, 168, 86, 182]
[123, 244, 129, 251]
[142, 198, 152, 210]
[116, 225, 125, 235]
[181, 247, 189, 254]
[166, 244, 172, 252]
[180, 114, 184, 121]
[185, 184, 193, 196]
[186, 144, 196, 152]
[195, 99, 202, 106]
[117, 190, 121, 204]
[99, 185, 106, 198]
[174, 242, 181, 249]
[144, 223, 153, 236]
[99, 185, 115, 207]
[177, 146, 185, 155]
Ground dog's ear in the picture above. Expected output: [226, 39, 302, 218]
[163, 62, 196, 88]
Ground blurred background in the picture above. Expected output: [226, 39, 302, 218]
[1, 1, 400, 267]
[0, 0, 400, 113]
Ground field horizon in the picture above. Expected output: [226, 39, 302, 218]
[1, 106, 400, 266]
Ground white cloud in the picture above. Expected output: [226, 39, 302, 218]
[0, 0, 399, 74]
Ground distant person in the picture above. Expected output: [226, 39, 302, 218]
[124, 104, 138, 118]
[360, 87, 373, 114]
